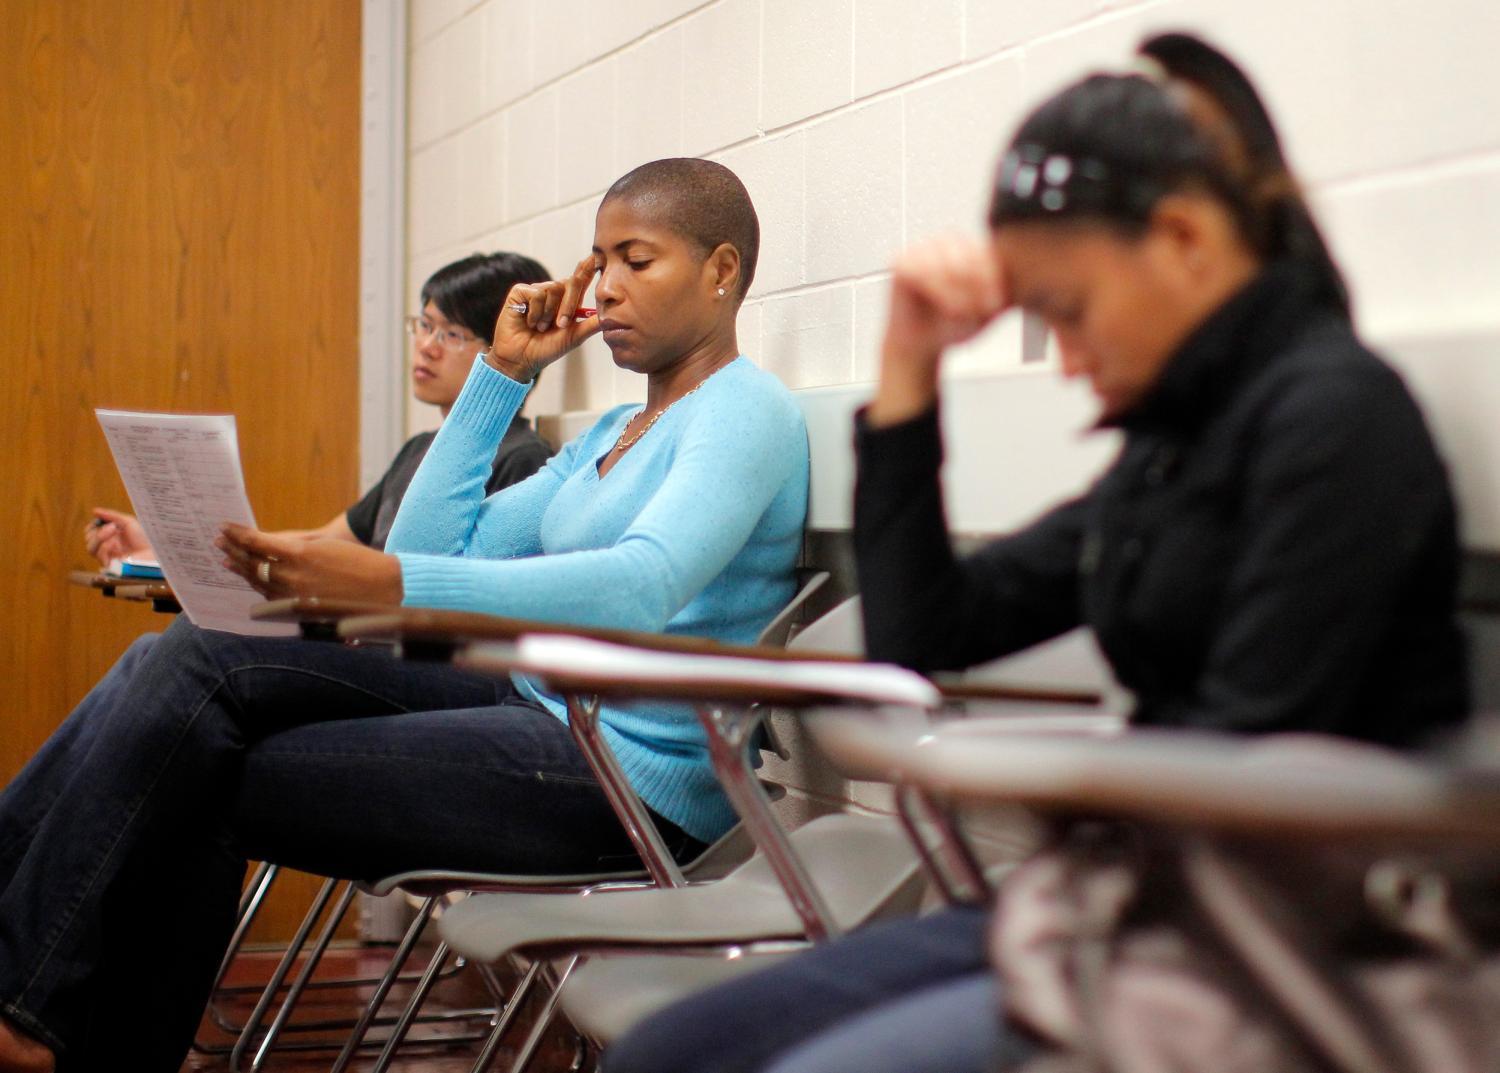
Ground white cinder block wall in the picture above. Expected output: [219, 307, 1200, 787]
[403, 0, 1500, 436]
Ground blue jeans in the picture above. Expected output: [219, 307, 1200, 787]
[602, 905, 1030, 1073]
[0, 617, 701, 1072]
[762, 973, 1019, 1073]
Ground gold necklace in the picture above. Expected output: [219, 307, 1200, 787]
[612, 378, 708, 453]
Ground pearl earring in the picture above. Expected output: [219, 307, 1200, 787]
[717, 287, 726, 296]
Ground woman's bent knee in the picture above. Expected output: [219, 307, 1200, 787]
[117, 632, 162, 674]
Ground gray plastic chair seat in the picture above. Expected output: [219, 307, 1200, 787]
[437, 812, 920, 962]
[357, 867, 647, 899]
[557, 950, 801, 1043]
[356, 815, 762, 898]
[937, 709, 1124, 738]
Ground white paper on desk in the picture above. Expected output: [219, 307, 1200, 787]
[95, 410, 294, 637]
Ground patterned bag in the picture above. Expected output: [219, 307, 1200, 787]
[990, 821, 1500, 1073]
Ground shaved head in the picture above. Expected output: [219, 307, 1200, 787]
[602, 158, 760, 299]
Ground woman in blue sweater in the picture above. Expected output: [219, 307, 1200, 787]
[0, 158, 808, 1073]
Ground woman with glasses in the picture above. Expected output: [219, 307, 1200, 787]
[83, 252, 554, 565]
[0, 157, 807, 1073]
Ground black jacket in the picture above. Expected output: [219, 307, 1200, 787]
[854, 262, 1467, 747]
[346, 416, 553, 550]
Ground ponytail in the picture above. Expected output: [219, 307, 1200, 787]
[1138, 33, 1349, 316]
[989, 33, 1349, 318]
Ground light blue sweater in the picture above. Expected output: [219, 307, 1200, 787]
[385, 356, 809, 841]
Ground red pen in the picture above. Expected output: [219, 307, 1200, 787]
[507, 302, 596, 319]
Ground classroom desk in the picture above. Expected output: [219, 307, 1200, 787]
[251, 597, 1102, 708]
[69, 569, 181, 614]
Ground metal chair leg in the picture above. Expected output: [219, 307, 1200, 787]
[329, 896, 438, 1073]
[498, 957, 578, 1073]
[229, 875, 344, 1072]
[237, 860, 278, 918]
[1183, 838, 1414, 1073]
[894, 784, 991, 904]
[466, 960, 544, 1073]
[193, 862, 282, 1052]
[368, 938, 454, 1073]
[474, 961, 510, 1005]
[568, 1032, 590, 1073]
[200, 880, 489, 1060]
[249, 880, 358, 1071]
[565, 694, 686, 889]
[199, 950, 475, 1054]
[697, 703, 840, 940]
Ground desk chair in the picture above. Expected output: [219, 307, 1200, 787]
[223, 573, 828, 1073]
[183, 598, 503, 1068]
[434, 601, 1112, 1066]
[68, 568, 181, 613]
[827, 726, 1500, 1073]
[426, 598, 930, 1071]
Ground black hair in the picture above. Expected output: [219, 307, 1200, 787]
[988, 32, 1349, 316]
[420, 251, 552, 343]
[601, 158, 760, 299]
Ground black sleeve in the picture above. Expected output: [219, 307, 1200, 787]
[344, 472, 388, 545]
[853, 404, 1088, 671]
[484, 436, 555, 495]
[345, 435, 426, 546]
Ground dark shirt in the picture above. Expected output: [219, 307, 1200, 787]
[854, 261, 1467, 747]
[345, 415, 553, 550]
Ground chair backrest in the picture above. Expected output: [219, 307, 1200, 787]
[768, 598, 1121, 806]
[753, 594, 863, 763]
[757, 569, 831, 648]
[757, 597, 900, 809]
[788, 594, 863, 656]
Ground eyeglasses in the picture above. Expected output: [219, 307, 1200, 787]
[404, 315, 479, 352]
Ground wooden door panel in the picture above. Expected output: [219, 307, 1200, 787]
[0, 0, 363, 943]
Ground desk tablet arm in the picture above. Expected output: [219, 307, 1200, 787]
[336, 608, 863, 665]
[249, 596, 401, 640]
[872, 728, 1500, 841]
[69, 569, 119, 592]
[115, 582, 182, 614]
[71, 570, 181, 614]
[877, 729, 1500, 1073]
[477, 635, 1119, 912]
[464, 635, 949, 935]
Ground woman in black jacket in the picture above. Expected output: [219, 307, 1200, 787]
[859, 71, 1464, 746]
[603, 32, 1466, 1073]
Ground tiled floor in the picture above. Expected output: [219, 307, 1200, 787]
[182, 945, 587, 1073]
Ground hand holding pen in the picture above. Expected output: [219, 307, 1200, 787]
[507, 303, 596, 320]
[485, 255, 602, 383]
[84, 508, 153, 567]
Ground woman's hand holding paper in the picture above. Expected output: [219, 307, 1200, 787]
[216, 523, 404, 603]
